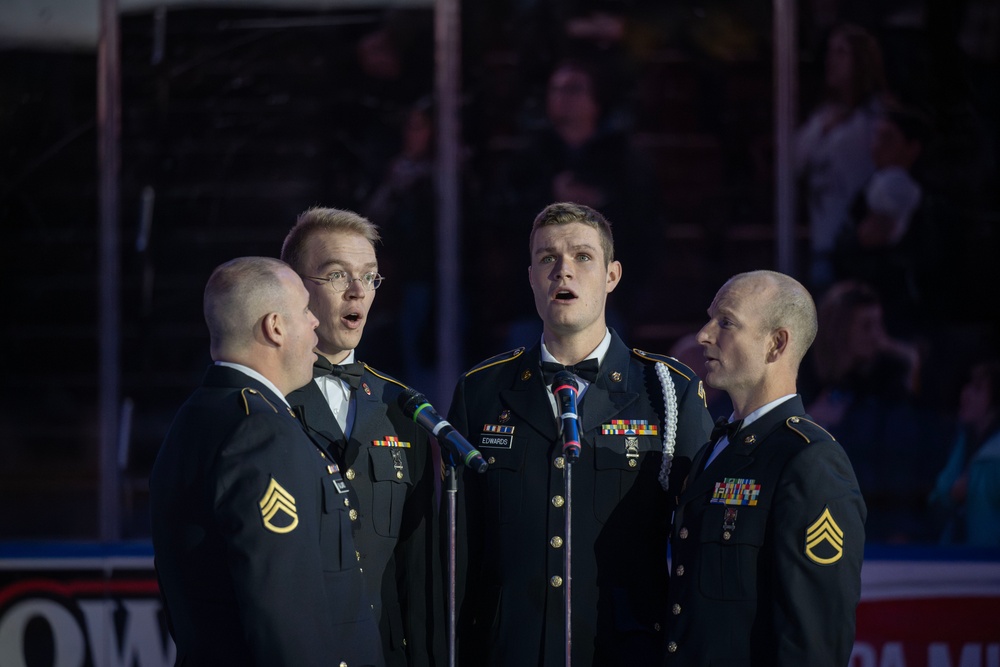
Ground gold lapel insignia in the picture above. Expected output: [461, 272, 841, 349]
[259, 477, 298, 534]
[743, 434, 756, 444]
[805, 506, 845, 564]
[609, 371, 622, 382]
[499, 409, 511, 423]
[698, 380, 706, 403]
[521, 369, 532, 381]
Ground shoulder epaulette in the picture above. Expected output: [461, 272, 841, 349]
[465, 347, 525, 377]
[784, 416, 836, 443]
[630, 348, 695, 382]
[361, 363, 408, 390]
[240, 387, 280, 415]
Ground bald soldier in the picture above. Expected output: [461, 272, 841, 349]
[150, 256, 383, 667]
[664, 270, 866, 666]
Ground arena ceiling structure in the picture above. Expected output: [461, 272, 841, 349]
[1, 0, 430, 50]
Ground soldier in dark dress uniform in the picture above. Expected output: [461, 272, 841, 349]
[150, 256, 383, 667]
[664, 270, 866, 666]
[281, 208, 443, 667]
[449, 202, 713, 667]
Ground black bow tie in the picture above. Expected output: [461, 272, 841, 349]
[541, 359, 600, 385]
[710, 416, 744, 443]
[314, 358, 364, 391]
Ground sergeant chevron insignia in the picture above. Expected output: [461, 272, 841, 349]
[259, 477, 299, 534]
[804, 506, 844, 564]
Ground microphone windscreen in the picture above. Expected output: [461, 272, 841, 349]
[551, 370, 579, 392]
[397, 388, 427, 418]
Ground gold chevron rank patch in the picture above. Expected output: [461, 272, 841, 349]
[259, 477, 298, 534]
[805, 506, 844, 564]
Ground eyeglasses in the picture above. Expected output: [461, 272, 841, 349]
[305, 271, 385, 292]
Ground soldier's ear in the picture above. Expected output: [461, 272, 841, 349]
[767, 328, 789, 363]
[605, 260, 622, 293]
[261, 311, 283, 347]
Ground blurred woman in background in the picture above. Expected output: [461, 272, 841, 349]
[930, 360, 1000, 547]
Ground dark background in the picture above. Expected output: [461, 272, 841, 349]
[1, 0, 997, 542]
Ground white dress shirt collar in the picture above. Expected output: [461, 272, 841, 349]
[215, 361, 290, 407]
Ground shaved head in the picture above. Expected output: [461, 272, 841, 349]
[204, 256, 293, 359]
[722, 270, 818, 369]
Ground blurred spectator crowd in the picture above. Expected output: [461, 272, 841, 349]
[2, 0, 999, 545]
[332, 1, 1000, 547]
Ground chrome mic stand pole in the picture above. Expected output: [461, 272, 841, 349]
[563, 451, 576, 667]
[445, 463, 458, 667]
[552, 372, 581, 667]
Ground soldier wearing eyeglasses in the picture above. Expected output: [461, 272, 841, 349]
[282, 207, 444, 667]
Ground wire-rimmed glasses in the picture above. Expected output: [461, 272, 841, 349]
[305, 271, 384, 292]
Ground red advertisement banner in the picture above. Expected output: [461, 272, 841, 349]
[0, 549, 997, 666]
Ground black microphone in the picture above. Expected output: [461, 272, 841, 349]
[551, 371, 581, 459]
[398, 389, 488, 473]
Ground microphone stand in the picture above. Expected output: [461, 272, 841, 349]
[552, 372, 581, 667]
[398, 389, 486, 667]
[445, 460, 458, 667]
[564, 447, 576, 667]
[442, 450, 485, 667]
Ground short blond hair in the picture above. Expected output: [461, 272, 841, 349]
[281, 207, 381, 274]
